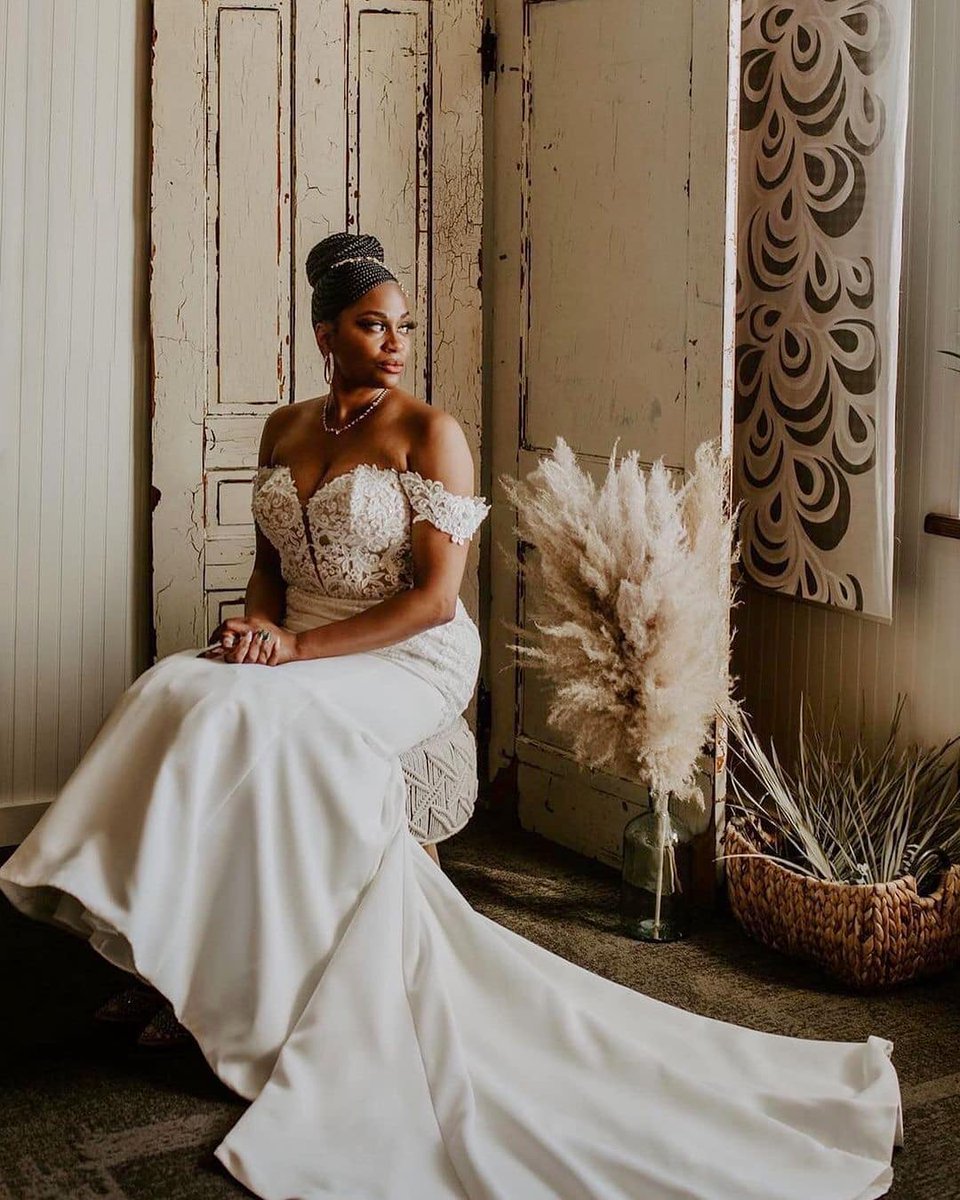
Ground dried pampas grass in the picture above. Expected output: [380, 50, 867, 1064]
[500, 438, 739, 810]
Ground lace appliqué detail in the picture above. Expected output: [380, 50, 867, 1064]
[252, 465, 411, 599]
[251, 467, 317, 593]
[251, 463, 490, 600]
[399, 472, 491, 545]
[251, 462, 488, 720]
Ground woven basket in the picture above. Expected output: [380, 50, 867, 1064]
[724, 822, 960, 988]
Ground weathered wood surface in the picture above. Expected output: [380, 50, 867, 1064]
[524, 1, 692, 465]
[152, 0, 211, 654]
[488, 0, 739, 869]
[152, 0, 484, 656]
[213, 7, 290, 411]
[349, 2, 431, 401]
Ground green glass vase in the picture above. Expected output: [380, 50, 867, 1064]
[619, 802, 692, 942]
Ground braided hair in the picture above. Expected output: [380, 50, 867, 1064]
[306, 232, 403, 326]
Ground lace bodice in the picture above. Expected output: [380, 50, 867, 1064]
[252, 463, 490, 600]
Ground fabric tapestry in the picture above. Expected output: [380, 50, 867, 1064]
[735, 0, 911, 618]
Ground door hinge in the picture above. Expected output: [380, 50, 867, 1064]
[480, 18, 498, 85]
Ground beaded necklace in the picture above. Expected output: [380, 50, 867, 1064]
[321, 388, 387, 436]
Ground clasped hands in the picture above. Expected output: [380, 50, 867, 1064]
[203, 617, 300, 666]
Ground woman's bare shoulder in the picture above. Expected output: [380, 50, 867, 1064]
[263, 397, 315, 433]
[275, 397, 319, 422]
[389, 391, 465, 444]
[258, 399, 315, 464]
[394, 395, 474, 491]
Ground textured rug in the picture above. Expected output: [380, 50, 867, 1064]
[1, 813, 958, 1199]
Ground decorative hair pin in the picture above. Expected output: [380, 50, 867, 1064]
[328, 255, 385, 270]
[320, 254, 408, 300]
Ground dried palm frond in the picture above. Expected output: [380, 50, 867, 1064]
[500, 437, 739, 810]
[727, 701, 960, 891]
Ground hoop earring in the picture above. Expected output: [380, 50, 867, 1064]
[323, 355, 333, 385]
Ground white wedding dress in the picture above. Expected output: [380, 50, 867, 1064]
[0, 462, 902, 1200]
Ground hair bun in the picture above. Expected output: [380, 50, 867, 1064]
[305, 233, 385, 290]
[305, 231, 399, 325]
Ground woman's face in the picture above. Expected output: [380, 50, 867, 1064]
[317, 282, 415, 390]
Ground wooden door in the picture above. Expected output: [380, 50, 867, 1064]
[486, 0, 741, 869]
[151, 0, 483, 657]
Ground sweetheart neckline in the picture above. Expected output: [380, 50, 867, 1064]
[257, 461, 411, 511]
[255, 462, 490, 516]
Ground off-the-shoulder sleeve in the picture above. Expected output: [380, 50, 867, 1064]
[399, 470, 491, 545]
[252, 465, 274, 494]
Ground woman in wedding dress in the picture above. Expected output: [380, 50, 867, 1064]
[0, 233, 902, 1200]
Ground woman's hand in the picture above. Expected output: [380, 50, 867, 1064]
[211, 618, 299, 667]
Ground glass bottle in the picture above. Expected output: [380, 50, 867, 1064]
[619, 802, 692, 942]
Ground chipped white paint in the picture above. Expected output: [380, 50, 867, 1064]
[0, 0, 151, 843]
[152, 0, 289, 654]
[203, 416, 263, 471]
[152, 0, 483, 655]
[524, 3, 692, 464]
[213, 7, 290, 411]
[487, 0, 740, 870]
[348, 2, 431, 400]
[151, 0, 210, 653]
[426, 0, 485, 623]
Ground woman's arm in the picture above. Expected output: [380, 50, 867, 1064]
[222, 409, 479, 667]
[291, 410, 475, 662]
[245, 408, 289, 625]
[244, 525, 286, 627]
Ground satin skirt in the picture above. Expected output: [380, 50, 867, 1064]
[284, 585, 482, 724]
[0, 646, 903, 1200]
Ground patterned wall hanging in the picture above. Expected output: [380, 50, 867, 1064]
[735, 0, 912, 618]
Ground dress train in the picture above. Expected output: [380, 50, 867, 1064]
[0, 647, 902, 1200]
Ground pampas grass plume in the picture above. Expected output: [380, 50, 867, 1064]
[500, 437, 739, 810]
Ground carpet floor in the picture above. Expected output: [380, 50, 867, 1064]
[1, 812, 958, 1199]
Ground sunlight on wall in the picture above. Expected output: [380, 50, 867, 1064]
[0, 0, 152, 836]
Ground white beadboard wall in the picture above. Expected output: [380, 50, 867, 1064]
[734, 0, 960, 755]
[0, 0, 151, 843]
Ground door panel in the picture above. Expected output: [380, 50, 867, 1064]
[152, 0, 483, 654]
[525, 1, 692, 464]
[350, 2, 431, 402]
[488, 0, 740, 868]
[213, 7, 290, 411]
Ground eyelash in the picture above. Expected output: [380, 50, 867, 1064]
[363, 321, 416, 333]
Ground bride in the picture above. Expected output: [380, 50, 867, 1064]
[0, 233, 902, 1200]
